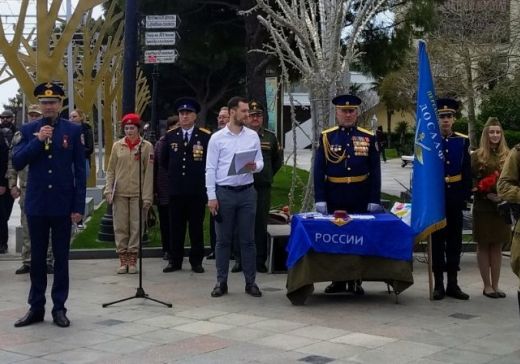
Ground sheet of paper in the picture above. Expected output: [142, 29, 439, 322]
[227, 149, 257, 176]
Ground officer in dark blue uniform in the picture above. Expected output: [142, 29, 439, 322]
[12, 82, 85, 327]
[431, 98, 471, 300]
[314, 94, 382, 295]
[161, 97, 211, 273]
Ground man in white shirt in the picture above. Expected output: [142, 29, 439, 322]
[206, 96, 264, 297]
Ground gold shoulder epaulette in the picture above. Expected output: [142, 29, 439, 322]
[357, 126, 374, 136]
[321, 126, 338, 134]
[454, 132, 468, 138]
[198, 127, 211, 134]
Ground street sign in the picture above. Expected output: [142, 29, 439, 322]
[145, 15, 179, 29]
[144, 49, 179, 64]
[145, 31, 179, 46]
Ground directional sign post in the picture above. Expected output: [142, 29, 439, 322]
[145, 31, 179, 46]
[144, 49, 179, 64]
[145, 15, 179, 29]
[143, 14, 181, 140]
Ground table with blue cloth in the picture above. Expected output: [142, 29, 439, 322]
[286, 213, 414, 305]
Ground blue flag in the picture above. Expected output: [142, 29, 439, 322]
[411, 41, 446, 241]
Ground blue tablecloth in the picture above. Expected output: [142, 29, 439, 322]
[286, 213, 414, 269]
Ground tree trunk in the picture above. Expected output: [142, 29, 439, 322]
[463, 49, 478, 149]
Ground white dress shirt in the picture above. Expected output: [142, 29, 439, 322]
[205, 125, 264, 200]
[181, 126, 194, 141]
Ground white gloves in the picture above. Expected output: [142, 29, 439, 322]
[315, 202, 328, 214]
[367, 203, 384, 213]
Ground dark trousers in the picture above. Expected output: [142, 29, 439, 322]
[168, 195, 205, 267]
[215, 185, 257, 285]
[157, 204, 170, 253]
[431, 206, 463, 274]
[0, 193, 14, 247]
[234, 186, 271, 265]
[379, 144, 387, 162]
[27, 215, 71, 313]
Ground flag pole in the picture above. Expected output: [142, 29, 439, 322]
[427, 235, 434, 300]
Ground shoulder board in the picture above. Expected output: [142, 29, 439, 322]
[198, 127, 211, 134]
[356, 127, 374, 136]
[454, 132, 468, 138]
[321, 126, 339, 134]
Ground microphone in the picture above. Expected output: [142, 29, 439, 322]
[43, 117, 54, 151]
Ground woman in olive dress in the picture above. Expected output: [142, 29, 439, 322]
[471, 117, 510, 298]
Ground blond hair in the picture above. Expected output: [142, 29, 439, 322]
[475, 117, 510, 168]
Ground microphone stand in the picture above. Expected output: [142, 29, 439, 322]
[103, 138, 172, 308]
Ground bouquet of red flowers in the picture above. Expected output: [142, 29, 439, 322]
[477, 170, 500, 193]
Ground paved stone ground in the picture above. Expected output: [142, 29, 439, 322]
[0, 254, 519, 364]
[3, 154, 519, 363]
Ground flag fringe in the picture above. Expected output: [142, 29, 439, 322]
[414, 218, 447, 244]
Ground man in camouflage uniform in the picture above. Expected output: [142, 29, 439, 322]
[7, 105, 54, 274]
[497, 144, 520, 316]
[232, 100, 282, 273]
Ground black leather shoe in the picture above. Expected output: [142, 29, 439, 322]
[14, 310, 44, 327]
[211, 283, 228, 297]
[446, 285, 469, 300]
[231, 262, 242, 273]
[192, 265, 205, 273]
[324, 282, 347, 294]
[206, 252, 215, 260]
[52, 310, 70, 327]
[257, 263, 268, 273]
[15, 264, 30, 274]
[433, 286, 445, 300]
[163, 263, 182, 273]
[245, 283, 262, 297]
[47, 264, 54, 274]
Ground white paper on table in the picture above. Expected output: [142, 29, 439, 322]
[228, 149, 257, 175]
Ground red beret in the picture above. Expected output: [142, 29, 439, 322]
[121, 113, 141, 126]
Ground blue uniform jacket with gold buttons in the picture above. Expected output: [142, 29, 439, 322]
[442, 132, 471, 208]
[314, 126, 381, 213]
[12, 117, 86, 216]
[161, 126, 211, 197]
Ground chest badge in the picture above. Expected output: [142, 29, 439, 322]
[62, 135, 69, 149]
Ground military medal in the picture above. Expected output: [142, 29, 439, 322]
[171, 142, 178, 152]
[193, 141, 204, 161]
[62, 135, 69, 149]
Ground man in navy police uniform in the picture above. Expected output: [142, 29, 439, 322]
[12, 82, 86, 327]
[161, 97, 211, 273]
[431, 98, 471, 301]
[314, 94, 382, 295]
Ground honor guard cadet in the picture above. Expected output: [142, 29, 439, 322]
[161, 97, 211, 273]
[12, 82, 86, 328]
[314, 94, 382, 295]
[431, 98, 471, 301]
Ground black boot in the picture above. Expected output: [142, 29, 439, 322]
[324, 281, 347, 294]
[432, 271, 445, 300]
[446, 272, 469, 300]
